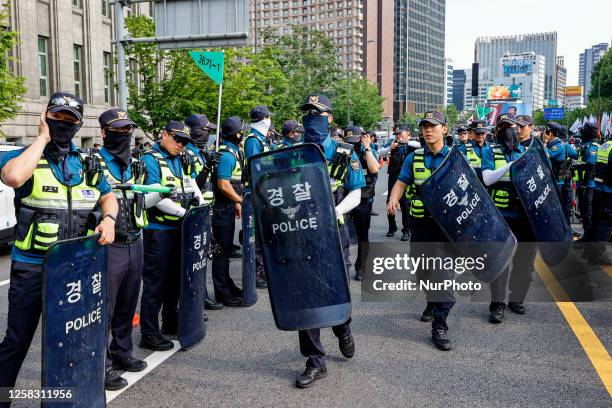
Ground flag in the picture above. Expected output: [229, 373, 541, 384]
[467, 115, 474, 125]
[589, 114, 596, 124]
[489, 104, 502, 126]
[477, 105, 492, 120]
[569, 118, 581, 134]
[189, 51, 225, 85]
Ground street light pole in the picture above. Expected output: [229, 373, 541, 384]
[347, 54, 353, 126]
[115, 0, 128, 111]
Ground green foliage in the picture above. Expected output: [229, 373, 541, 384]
[0, 4, 26, 122]
[444, 104, 459, 129]
[589, 49, 612, 104]
[397, 111, 424, 132]
[122, 20, 383, 138]
[331, 78, 384, 129]
[532, 109, 545, 126]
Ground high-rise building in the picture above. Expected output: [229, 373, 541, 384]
[555, 56, 566, 106]
[475, 32, 558, 101]
[564, 86, 585, 110]
[444, 58, 453, 108]
[452, 69, 466, 111]
[492, 53, 546, 110]
[579, 42, 609, 103]
[393, 0, 446, 118]
[1, 0, 153, 145]
[250, 0, 394, 118]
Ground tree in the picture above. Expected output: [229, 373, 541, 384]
[398, 111, 423, 132]
[532, 109, 545, 126]
[331, 78, 384, 129]
[0, 4, 26, 123]
[444, 104, 459, 130]
[589, 49, 612, 105]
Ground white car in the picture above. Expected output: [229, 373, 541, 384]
[0, 143, 23, 246]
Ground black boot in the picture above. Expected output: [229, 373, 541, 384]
[295, 366, 328, 388]
[338, 335, 355, 358]
[204, 296, 224, 310]
[420, 306, 434, 322]
[489, 303, 505, 324]
[432, 329, 453, 351]
[105, 368, 128, 391]
[508, 302, 526, 315]
[386, 220, 398, 237]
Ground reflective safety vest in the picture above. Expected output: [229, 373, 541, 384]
[95, 153, 147, 238]
[328, 143, 353, 194]
[244, 133, 271, 156]
[14, 155, 100, 253]
[212, 144, 244, 206]
[489, 144, 514, 209]
[407, 149, 432, 218]
[573, 142, 598, 182]
[184, 148, 214, 205]
[465, 143, 482, 169]
[594, 141, 612, 187]
[144, 151, 196, 226]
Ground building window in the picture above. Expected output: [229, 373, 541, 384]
[73, 45, 84, 98]
[103, 52, 112, 104]
[38, 36, 50, 98]
[72, 0, 82, 8]
[102, 0, 110, 17]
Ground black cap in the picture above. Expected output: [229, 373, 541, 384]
[221, 116, 247, 137]
[546, 121, 564, 136]
[395, 124, 410, 133]
[495, 113, 518, 127]
[344, 125, 363, 143]
[516, 115, 534, 126]
[580, 122, 598, 140]
[457, 125, 468, 133]
[250, 105, 273, 122]
[300, 94, 332, 113]
[99, 108, 137, 129]
[47, 92, 84, 121]
[468, 120, 486, 130]
[281, 120, 303, 137]
[185, 114, 217, 130]
[419, 111, 446, 127]
[333, 127, 344, 137]
[165, 120, 192, 140]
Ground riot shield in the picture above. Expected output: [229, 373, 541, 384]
[241, 189, 258, 306]
[42, 235, 107, 408]
[249, 143, 351, 331]
[511, 138, 573, 266]
[178, 205, 209, 350]
[420, 147, 517, 282]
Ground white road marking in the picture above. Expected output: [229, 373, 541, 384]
[106, 340, 181, 402]
[0, 279, 9, 287]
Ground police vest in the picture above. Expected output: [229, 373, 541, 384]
[572, 142, 599, 183]
[357, 149, 376, 200]
[14, 155, 100, 253]
[94, 153, 147, 238]
[465, 143, 482, 169]
[489, 144, 516, 209]
[406, 149, 433, 219]
[244, 133, 271, 155]
[184, 148, 214, 205]
[143, 150, 196, 226]
[212, 144, 244, 205]
[594, 141, 612, 187]
[328, 143, 353, 195]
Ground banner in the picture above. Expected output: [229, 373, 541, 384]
[486, 85, 522, 101]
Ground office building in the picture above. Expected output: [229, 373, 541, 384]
[444, 58, 453, 108]
[452, 69, 466, 111]
[491, 52, 546, 110]
[556, 56, 566, 106]
[564, 86, 585, 110]
[579, 42, 609, 103]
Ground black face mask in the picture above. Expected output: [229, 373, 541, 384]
[46, 118, 82, 162]
[496, 127, 518, 152]
[191, 128, 210, 149]
[104, 130, 133, 169]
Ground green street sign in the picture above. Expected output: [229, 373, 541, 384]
[190, 51, 225, 85]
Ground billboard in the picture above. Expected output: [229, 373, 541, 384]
[486, 85, 522, 101]
[564, 86, 583, 97]
[503, 58, 533, 76]
[544, 108, 565, 121]
[489, 103, 534, 125]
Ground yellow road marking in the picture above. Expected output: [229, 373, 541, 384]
[535, 256, 612, 398]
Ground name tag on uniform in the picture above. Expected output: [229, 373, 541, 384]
[415, 168, 425, 173]
[42, 185, 59, 193]
[166, 176, 175, 181]
[81, 189, 96, 199]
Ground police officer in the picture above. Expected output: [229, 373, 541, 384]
[0, 92, 118, 393]
[244, 106, 273, 289]
[463, 121, 489, 182]
[457, 125, 469, 154]
[543, 122, 577, 221]
[184, 114, 223, 312]
[344, 126, 380, 281]
[586, 133, 612, 265]
[295, 94, 363, 388]
[516, 115, 534, 148]
[482, 113, 536, 322]
[379, 125, 418, 241]
[276, 120, 304, 149]
[387, 111, 455, 351]
[139, 121, 202, 350]
[573, 122, 599, 246]
[211, 116, 248, 306]
[95, 109, 149, 390]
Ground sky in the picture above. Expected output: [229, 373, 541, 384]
[445, 0, 612, 85]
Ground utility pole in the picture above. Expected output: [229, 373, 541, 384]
[115, 0, 128, 111]
[347, 55, 352, 126]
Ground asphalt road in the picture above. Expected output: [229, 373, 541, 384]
[0, 171, 610, 407]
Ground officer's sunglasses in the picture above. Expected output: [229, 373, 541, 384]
[172, 134, 190, 146]
[48, 96, 84, 115]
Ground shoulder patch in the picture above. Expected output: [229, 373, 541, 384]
[350, 160, 360, 172]
[590, 149, 597, 155]
[551, 146, 558, 151]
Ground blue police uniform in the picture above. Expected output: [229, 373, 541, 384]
[457, 142, 468, 155]
[0, 145, 111, 389]
[299, 134, 365, 369]
[244, 129, 270, 158]
[398, 144, 456, 332]
[140, 142, 195, 339]
[211, 140, 245, 303]
[546, 138, 577, 220]
[575, 142, 599, 241]
[349, 142, 379, 277]
[481, 143, 537, 310]
[97, 147, 146, 370]
[588, 141, 612, 262]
